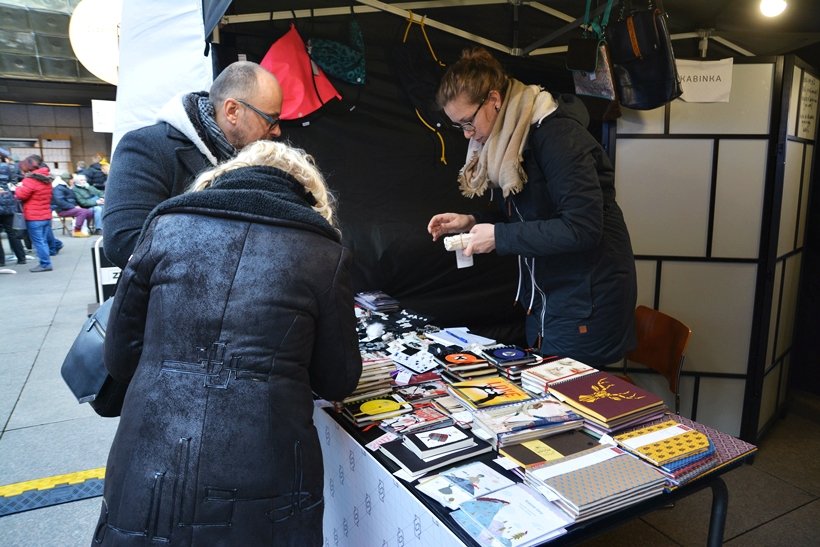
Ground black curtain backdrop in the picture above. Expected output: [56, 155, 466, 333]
[210, 11, 609, 346]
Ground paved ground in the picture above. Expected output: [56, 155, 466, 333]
[1, 230, 118, 546]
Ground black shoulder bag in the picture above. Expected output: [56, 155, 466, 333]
[606, 0, 682, 110]
[60, 298, 129, 417]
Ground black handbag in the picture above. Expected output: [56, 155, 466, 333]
[60, 298, 129, 417]
[12, 199, 26, 231]
[606, 0, 682, 110]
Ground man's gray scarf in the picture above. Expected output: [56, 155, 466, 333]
[187, 93, 235, 163]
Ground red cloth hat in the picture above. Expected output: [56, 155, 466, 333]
[260, 24, 341, 120]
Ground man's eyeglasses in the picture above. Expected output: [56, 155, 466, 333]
[450, 95, 488, 132]
[236, 98, 280, 132]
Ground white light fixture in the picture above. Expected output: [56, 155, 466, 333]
[69, 0, 123, 85]
[760, 0, 787, 17]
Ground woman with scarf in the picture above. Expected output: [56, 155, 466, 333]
[427, 47, 636, 367]
[93, 140, 362, 546]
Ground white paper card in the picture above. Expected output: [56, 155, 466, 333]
[455, 248, 473, 269]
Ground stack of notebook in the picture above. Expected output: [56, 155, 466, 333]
[341, 393, 412, 427]
[520, 357, 598, 395]
[470, 395, 584, 449]
[614, 414, 758, 488]
[523, 444, 667, 522]
[379, 425, 492, 480]
[499, 429, 603, 471]
[437, 351, 498, 383]
[480, 345, 542, 382]
[548, 371, 666, 435]
[446, 376, 533, 411]
[379, 402, 453, 435]
[344, 350, 397, 402]
[450, 483, 572, 546]
[354, 290, 400, 312]
[415, 460, 515, 509]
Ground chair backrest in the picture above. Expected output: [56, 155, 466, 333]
[626, 305, 692, 405]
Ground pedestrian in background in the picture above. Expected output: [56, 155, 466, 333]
[72, 173, 104, 234]
[14, 155, 62, 272]
[52, 171, 93, 238]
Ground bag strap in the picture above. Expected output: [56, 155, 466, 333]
[401, 12, 448, 165]
[584, 0, 616, 40]
[402, 12, 446, 68]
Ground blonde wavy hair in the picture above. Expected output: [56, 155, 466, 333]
[190, 140, 337, 227]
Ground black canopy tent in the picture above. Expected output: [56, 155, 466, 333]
[197, 2, 608, 344]
[189, 1, 820, 359]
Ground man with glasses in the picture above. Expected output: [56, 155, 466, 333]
[103, 61, 283, 268]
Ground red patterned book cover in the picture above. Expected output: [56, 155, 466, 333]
[548, 371, 665, 424]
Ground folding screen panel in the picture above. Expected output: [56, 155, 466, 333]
[759, 62, 817, 438]
[613, 57, 817, 440]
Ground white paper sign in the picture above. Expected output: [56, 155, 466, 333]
[798, 72, 818, 140]
[91, 99, 117, 133]
[676, 58, 733, 103]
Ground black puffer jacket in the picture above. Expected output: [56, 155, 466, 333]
[475, 94, 636, 366]
[94, 166, 362, 546]
[52, 182, 79, 212]
[82, 162, 107, 191]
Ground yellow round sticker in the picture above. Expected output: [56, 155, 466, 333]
[360, 399, 401, 415]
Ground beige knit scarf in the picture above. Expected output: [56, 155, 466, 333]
[458, 79, 557, 198]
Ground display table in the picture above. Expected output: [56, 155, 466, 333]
[316, 404, 465, 546]
[315, 404, 749, 547]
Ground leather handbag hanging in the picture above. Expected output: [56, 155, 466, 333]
[571, 0, 618, 104]
[60, 297, 129, 417]
[606, 0, 682, 110]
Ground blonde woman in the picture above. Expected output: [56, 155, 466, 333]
[95, 140, 362, 546]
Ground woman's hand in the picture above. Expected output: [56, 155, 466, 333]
[427, 213, 476, 241]
[465, 223, 496, 256]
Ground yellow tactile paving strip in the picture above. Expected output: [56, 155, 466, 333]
[0, 467, 106, 497]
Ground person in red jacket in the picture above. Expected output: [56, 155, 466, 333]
[14, 155, 63, 272]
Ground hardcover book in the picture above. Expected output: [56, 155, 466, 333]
[403, 425, 474, 458]
[415, 461, 515, 509]
[471, 395, 581, 434]
[499, 429, 602, 469]
[619, 414, 758, 482]
[481, 345, 539, 367]
[470, 395, 584, 448]
[379, 432, 492, 480]
[452, 483, 571, 546]
[548, 371, 665, 424]
[447, 376, 533, 410]
[379, 403, 452, 435]
[613, 419, 710, 466]
[394, 380, 449, 402]
[440, 366, 500, 385]
[527, 446, 666, 521]
[520, 357, 598, 394]
[342, 393, 412, 425]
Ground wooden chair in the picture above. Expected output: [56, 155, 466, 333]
[621, 305, 692, 414]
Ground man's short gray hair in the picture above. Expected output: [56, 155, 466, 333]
[209, 61, 263, 107]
